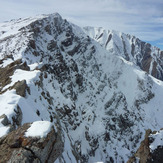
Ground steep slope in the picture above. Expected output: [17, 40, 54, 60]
[83, 27, 163, 81]
[0, 13, 163, 162]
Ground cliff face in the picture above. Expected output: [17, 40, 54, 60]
[83, 27, 163, 81]
[0, 13, 163, 162]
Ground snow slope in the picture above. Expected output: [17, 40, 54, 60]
[83, 26, 163, 81]
[0, 13, 163, 162]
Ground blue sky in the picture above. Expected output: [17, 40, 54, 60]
[0, 0, 163, 50]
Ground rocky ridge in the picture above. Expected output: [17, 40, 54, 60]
[83, 26, 163, 81]
[0, 13, 162, 162]
[0, 122, 63, 163]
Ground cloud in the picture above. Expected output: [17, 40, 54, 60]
[0, 0, 162, 49]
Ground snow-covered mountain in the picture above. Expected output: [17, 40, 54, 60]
[0, 13, 163, 162]
[84, 26, 163, 81]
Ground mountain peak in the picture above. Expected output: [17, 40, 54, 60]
[0, 12, 63, 41]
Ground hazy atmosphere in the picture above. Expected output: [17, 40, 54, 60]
[0, 0, 163, 49]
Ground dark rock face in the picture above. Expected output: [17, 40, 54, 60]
[148, 146, 163, 163]
[12, 80, 29, 97]
[105, 34, 112, 48]
[0, 122, 63, 163]
[127, 129, 163, 163]
[0, 114, 10, 126]
[12, 105, 23, 127]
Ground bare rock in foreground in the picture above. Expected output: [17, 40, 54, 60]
[127, 129, 163, 163]
[0, 122, 63, 163]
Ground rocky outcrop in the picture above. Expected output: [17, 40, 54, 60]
[0, 59, 30, 94]
[0, 106, 22, 133]
[0, 114, 11, 126]
[0, 122, 63, 163]
[12, 80, 30, 97]
[127, 129, 163, 163]
[0, 114, 14, 133]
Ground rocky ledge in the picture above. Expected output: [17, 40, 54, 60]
[0, 121, 63, 163]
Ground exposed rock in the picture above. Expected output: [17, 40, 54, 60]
[0, 54, 14, 64]
[0, 114, 14, 133]
[0, 59, 30, 94]
[0, 114, 10, 126]
[0, 106, 23, 136]
[0, 60, 19, 92]
[135, 129, 151, 163]
[12, 105, 23, 127]
[12, 80, 29, 97]
[47, 40, 57, 51]
[19, 61, 30, 71]
[127, 129, 163, 163]
[105, 34, 112, 47]
[28, 40, 36, 49]
[0, 122, 63, 163]
[148, 146, 163, 163]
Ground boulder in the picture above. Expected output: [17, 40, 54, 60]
[0, 114, 10, 126]
[0, 114, 14, 134]
[12, 80, 29, 97]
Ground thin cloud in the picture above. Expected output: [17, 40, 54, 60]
[158, 43, 163, 45]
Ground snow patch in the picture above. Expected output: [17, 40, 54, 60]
[2, 69, 40, 91]
[1, 58, 13, 67]
[0, 90, 20, 120]
[25, 121, 52, 138]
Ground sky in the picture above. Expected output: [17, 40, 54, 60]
[0, 0, 163, 50]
